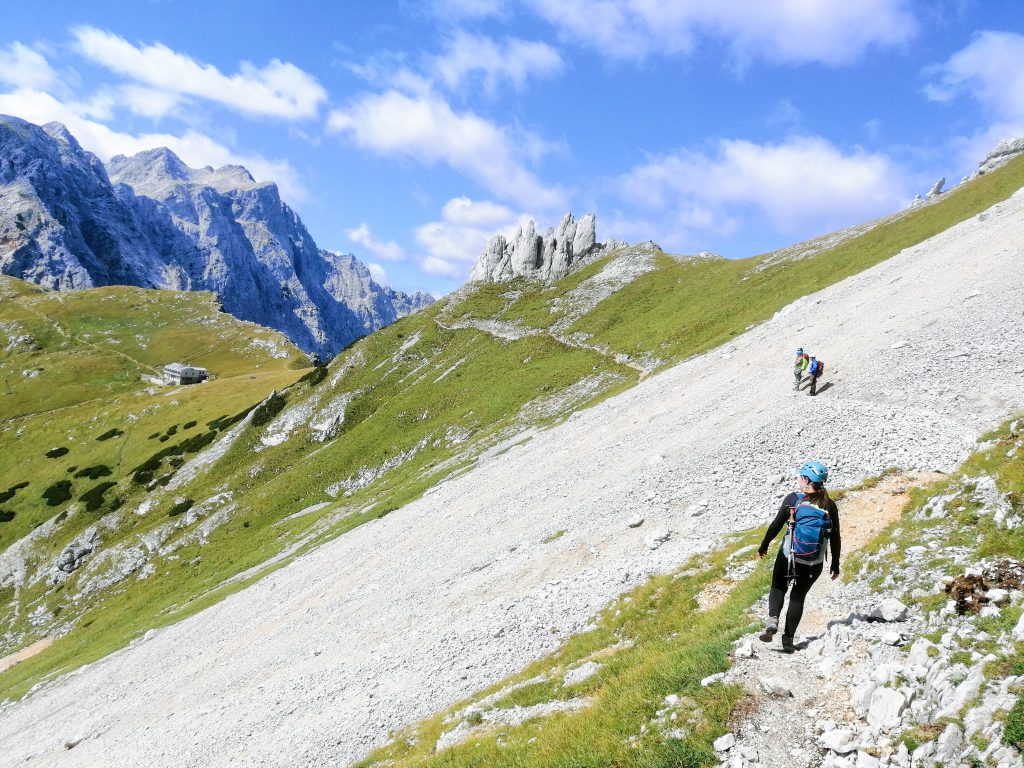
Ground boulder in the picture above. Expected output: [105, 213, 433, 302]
[759, 677, 792, 697]
[933, 723, 962, 764]
[819, 728, 859, 754]
[866, 687, 907, 731]
[870, 598, 908, 622]
[713, 733, 735, 751]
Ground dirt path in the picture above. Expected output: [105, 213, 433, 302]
[797, 471, 944, 635]
[0, 637, 53, 675]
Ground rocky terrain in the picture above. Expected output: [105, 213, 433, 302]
[0, 116, 433, 357]
[0, 147, 1021, 766]
[713, 468, 1024, 768]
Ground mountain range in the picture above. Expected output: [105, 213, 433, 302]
[0, 116, 434, 359]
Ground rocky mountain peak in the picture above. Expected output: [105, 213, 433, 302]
[469, 211, 600, 283]
[41, 121, 82, 151]
[108, 147, 191, 185]
[107, 149, 262, 198]
[0, 118, 434, 358]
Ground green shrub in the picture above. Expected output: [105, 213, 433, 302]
[251, 392, 286, 427]
[168, 498, 193, 517]
[180, 430, 217, 452]
[74, 465, 112, 480]
[166, 424, 178, 436]
[298, 366, 329, 387]
[45, 446, 69, 459]
[96, 428, 124, 441]
[79, 482, 117, 512]
[42, 481, 73, 506]
[132, 469, 155, 486]
[0, 510, 15, 523]
[0, 482, 28, 503]
[1004, 696, 1024, 749]
[183, 420, 197, 430]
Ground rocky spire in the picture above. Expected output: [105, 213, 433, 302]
[469, 212, 599, 283]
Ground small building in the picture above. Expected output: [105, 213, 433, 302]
[163, 363, 209, 385]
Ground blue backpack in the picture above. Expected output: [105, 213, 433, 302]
[783, 493, 832, 565]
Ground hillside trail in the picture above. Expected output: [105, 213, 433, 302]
[432, 316, 654, 378]
[711, 471, 945, 768]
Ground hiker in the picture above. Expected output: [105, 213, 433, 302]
[793, 348, 809, 390]
[756, 461, 841, 653]
[807, 356, 825, 396]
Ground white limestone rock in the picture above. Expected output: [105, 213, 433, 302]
[469, 212, 601, 284]
[866, 687, 907, 731]
[713, 733, 735, 752]
[819, 728, 859, 754]
[870, 598, 908, 622]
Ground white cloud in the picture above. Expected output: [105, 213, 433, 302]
[71, 26, 326, 119]
[346, 223, 407, 262]
[0, 87, 307, 203]
[924, 31, 1024, 169]
[327, 90, 564, 209]
[523, 0, 916, 65]
[616, 136, 911, 250]
[0, 42, 58, 90]
[114, 84, 184, 119]
[428, 32, 564, 93]
[414, 196, 525, 277]
[367, 263, 390, 286]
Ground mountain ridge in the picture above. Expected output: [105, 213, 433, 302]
[0, 115, 433, 358]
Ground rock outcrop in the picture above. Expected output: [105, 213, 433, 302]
[0, 116, 433, 358]
[469, 212, 601, 283]
[974, 137, 1024, 177]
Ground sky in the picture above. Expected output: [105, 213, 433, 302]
[1, 1, 1022, 297]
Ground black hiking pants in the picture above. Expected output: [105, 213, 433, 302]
[808, 373, 820, 395]
[768, 547, 824, 638]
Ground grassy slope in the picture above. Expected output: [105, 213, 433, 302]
[455, 156, 1024, 367]
[3, 156, 1024, 702]
[357, 415, 1024, 768]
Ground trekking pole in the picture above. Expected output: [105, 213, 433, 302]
[786, 514, 796, 582]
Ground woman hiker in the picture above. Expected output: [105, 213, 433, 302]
[756, 461, 841, 652]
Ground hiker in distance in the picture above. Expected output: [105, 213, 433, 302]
[807, 355, 825, 396]
[756, 461, 841, 653]
[793, 348, 810, 390]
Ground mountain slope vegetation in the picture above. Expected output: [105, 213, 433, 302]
[2, 153, 1024, 706]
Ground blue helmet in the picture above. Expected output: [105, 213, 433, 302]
[796, 347, 803, 354]
[800, 460, 828, 484]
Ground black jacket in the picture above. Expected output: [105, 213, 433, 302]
[757, 491, 841, 571]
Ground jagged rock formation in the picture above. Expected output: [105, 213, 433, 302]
[0, 116, 433, 358]
[974, 137, 1024, 177]
[468, 212, 601, 283]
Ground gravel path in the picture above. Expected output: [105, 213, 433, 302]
[2, 190, 1024, 767]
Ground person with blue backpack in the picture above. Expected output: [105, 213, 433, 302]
[756, 461, 841, 652]
[807, 356, 825, 396]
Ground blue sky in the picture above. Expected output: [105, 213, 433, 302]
[1, 1, 1022, 296]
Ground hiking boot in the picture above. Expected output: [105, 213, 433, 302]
[758, 617, 778, 642]
[781, 635, 795, 653]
